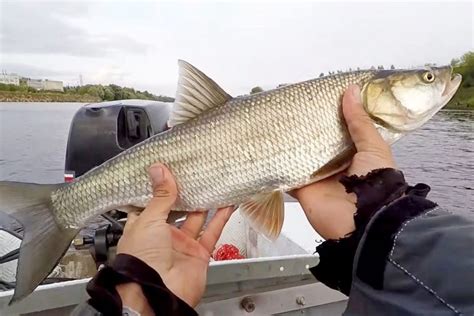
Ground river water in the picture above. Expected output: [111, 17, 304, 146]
[0, 102, 473, 214]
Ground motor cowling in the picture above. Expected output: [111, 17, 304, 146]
[64, 99, 172, 181]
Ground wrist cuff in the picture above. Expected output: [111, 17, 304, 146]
[87, 254, 197, 316]
[310, 168, 413, 295]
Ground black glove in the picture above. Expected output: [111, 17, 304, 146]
[310, 168, 434, 295]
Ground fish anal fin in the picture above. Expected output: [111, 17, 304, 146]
[168, 60, 232, 127]
[117, 207, 186, 224]
[240, 191, 284, 240]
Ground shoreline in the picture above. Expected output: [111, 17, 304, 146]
[0, 91, 100, 103]
[0, 91, 172, 103]
[443, 105, 473, 111]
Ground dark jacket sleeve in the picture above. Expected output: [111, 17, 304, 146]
[71, 254, 197, 316]
[346, 201, 474, 315]
[310, 169, 474, 315]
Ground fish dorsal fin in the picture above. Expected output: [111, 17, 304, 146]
[240, 191, 284, 240]
[168, 60, 232, 127]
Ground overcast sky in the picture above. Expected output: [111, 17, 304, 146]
[1, 0, 472, 96]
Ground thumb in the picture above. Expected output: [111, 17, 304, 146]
[140, 163, 178, 221]
[342, 85, 388, 153]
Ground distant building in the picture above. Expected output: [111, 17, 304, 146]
[0, 73, 20, 86]
[43, 79, 64, 92]
[26, 79, 43, 90]
[27, 79, 64, 92]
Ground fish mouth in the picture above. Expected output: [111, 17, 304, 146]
[442, 73, 462, 98]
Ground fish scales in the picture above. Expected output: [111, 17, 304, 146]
[0, 61, 462, 302]
[52, 71, 376, 228]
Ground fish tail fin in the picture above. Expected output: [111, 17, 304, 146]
[0, 181, 78, 304]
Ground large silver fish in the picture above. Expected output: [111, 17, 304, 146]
[0, 61, 461, 302]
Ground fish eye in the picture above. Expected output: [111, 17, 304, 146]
[422, 71, 435, 83]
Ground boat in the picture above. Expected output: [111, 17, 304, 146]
[0, 100, 348, 315]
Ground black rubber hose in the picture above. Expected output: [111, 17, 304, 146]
[0, 248, 19, 264]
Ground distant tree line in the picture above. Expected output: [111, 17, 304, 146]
[0, 82, 174, 103]
[64, 84, 174, 102]
[0, 83, 38, 93]
[250, 86, 264, 94]
[451, 51, 474, 88]
[447, 51, 474, 109]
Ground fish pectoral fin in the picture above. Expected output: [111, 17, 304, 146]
[168, 60, 232, 127]
[0, 181, 78, 304]
[118, 207, 186, 224]
[116, 205, 143, 214]
[240, 191, 284, 240]
[310, 146, 356, 182]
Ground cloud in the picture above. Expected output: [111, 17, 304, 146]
[0, 1, 149, 57]
[0, 62, 63, 78]
[0, 1, 471, 96]
[87, 65, 129, 84]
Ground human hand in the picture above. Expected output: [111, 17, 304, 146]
[292, 85, 396, 240]
[116, 163, 234, 312]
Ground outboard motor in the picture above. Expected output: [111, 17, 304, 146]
[64, 99, 173, 265]
[0, 99, 174, 283]
[65, 99, 172, 181]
